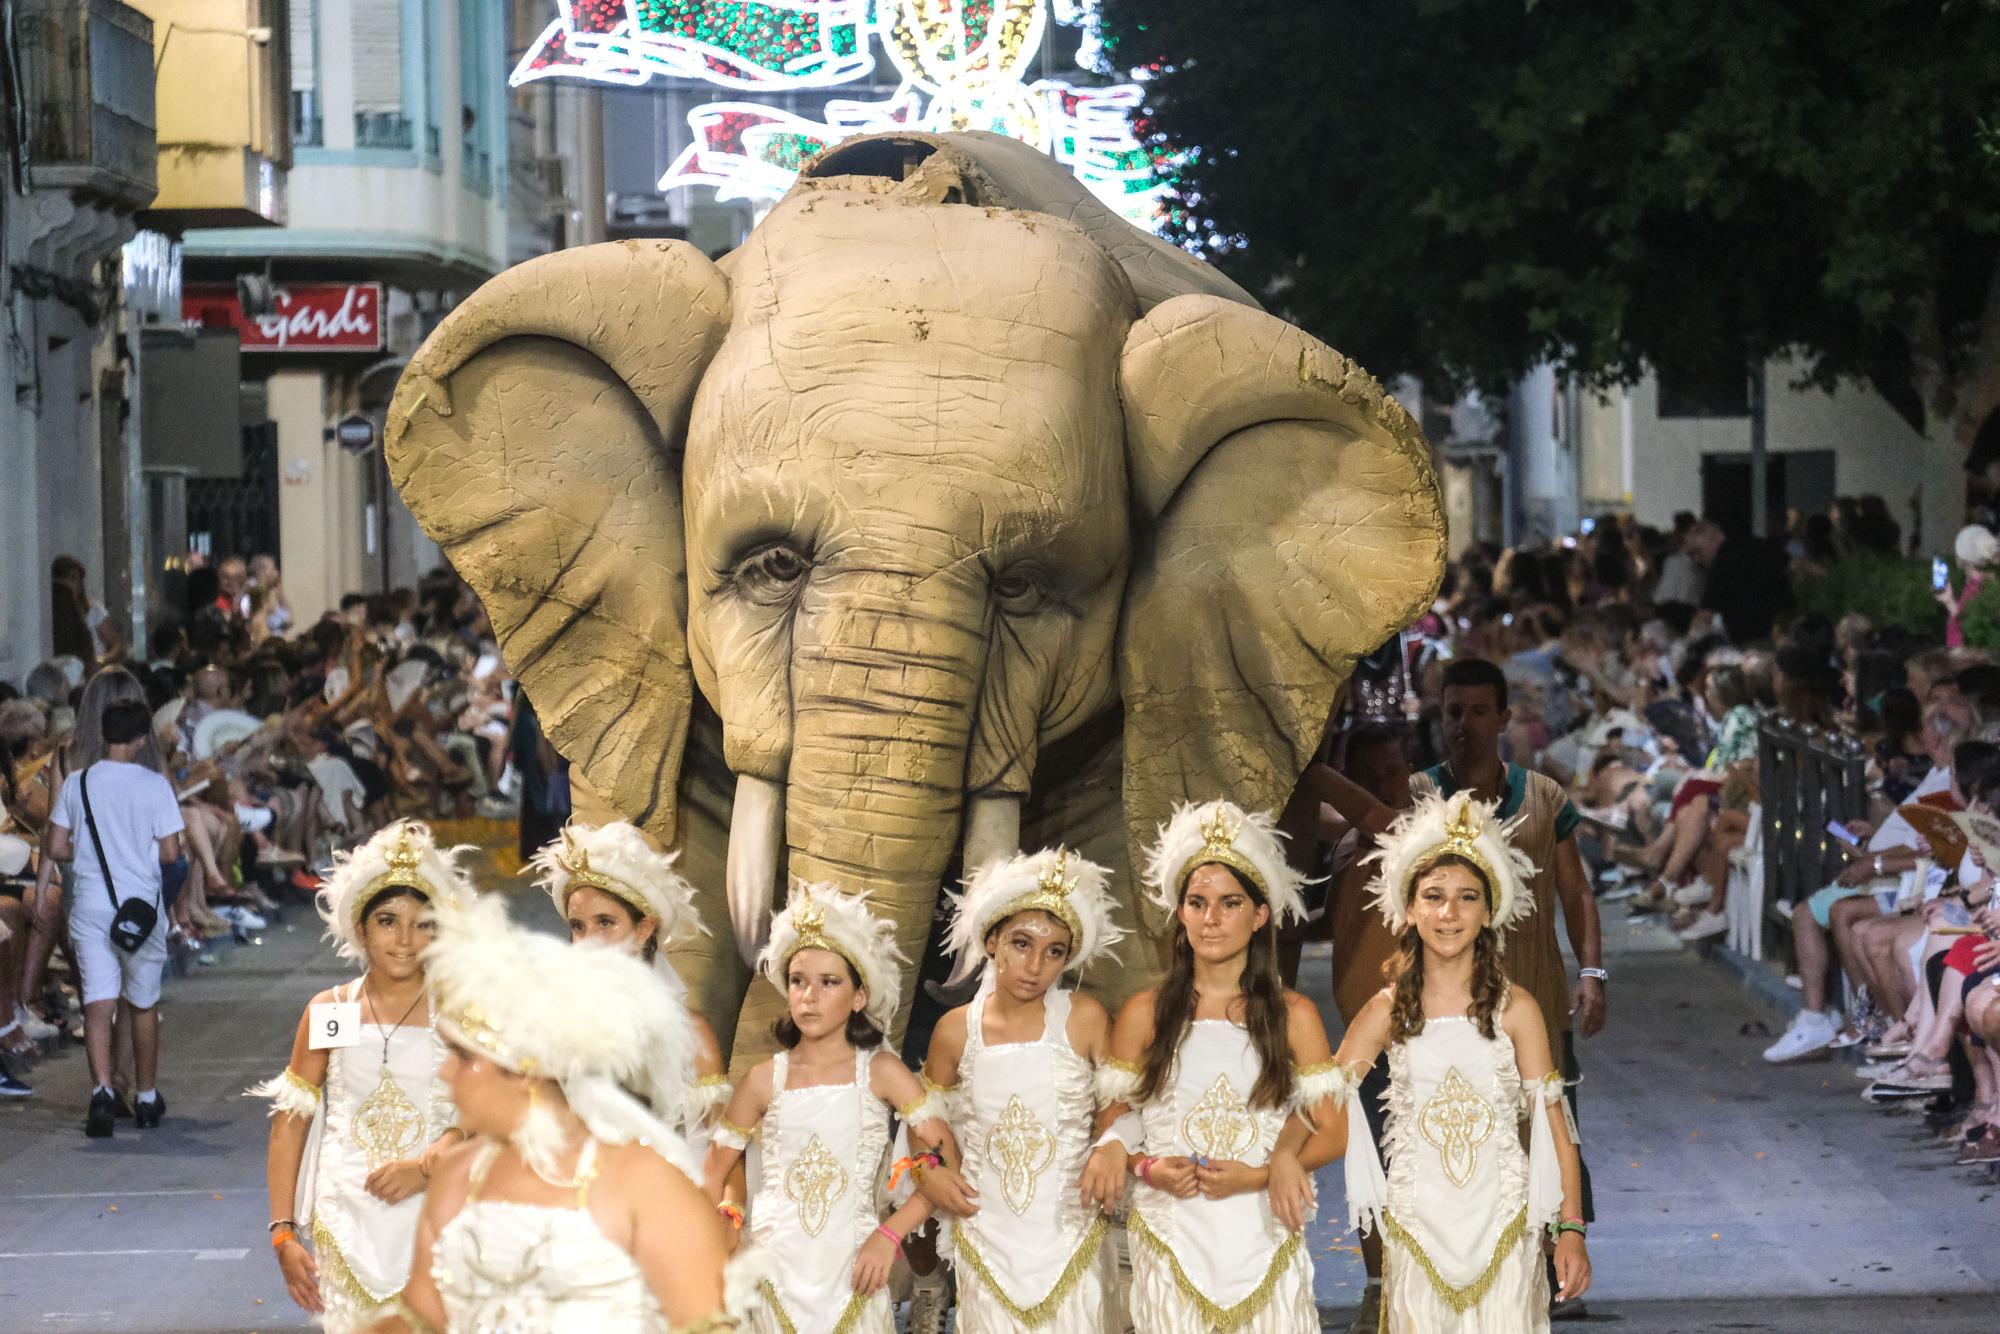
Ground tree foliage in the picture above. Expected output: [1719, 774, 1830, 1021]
[1098, 0, 2000, 430]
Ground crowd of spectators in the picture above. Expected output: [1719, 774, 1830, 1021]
[1320, 504, 2000, 1177]
[0, 554, 538, 1130]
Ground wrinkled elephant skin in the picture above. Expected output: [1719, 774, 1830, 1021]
[385, 132, 1447, 1069]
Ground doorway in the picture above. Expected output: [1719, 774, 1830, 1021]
[1700, 450, 1835, 537]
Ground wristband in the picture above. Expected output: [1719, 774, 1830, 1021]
[887, 1150, 942, 1191]
[716, 1202, 745, 1231]
[1577, 967, 1608, 983]
[1550, 1220, 1587, 1238]
[270, 1227, 297, 1251]
[874, 1224, 904, 1254]
[1137, 1155, 1156, 1186]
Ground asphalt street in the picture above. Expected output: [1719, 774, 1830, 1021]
[1, 900, 1994, 1332]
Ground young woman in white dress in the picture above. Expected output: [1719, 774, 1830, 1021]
[1331, 793, 1591, 1332]
[916, 847, 1126, 1332]
[369, 891, 738, 1333]
[704, 884, 953, 1334]
[534, 821, 732, 1154]
[251, 821, 476, 1331]
[1086, 800, 1344, 1334]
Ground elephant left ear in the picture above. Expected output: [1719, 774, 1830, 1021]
[1118, 294, 1447, 898]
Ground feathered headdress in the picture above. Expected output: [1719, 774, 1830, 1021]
[532, 821, 707, 949]
[944, 846, 1127, 986]
[1142, 799, 1309, 927]
[316, 820, 477, 963]
[1362, 792, 1535, 943]
[758, 883, 906, 1034]
[424, 892, 699, 1178]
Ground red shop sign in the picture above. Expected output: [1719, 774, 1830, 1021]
[185, 282, 384, 352]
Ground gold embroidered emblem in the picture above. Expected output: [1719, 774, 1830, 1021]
[986, 1094, 1055, 1216]
[1181, 1074, 1256, 1161]
[1417, 1066, 1494, 1188]
[784, 1134, 849, 1237]
[353, 1071, 425, 1168]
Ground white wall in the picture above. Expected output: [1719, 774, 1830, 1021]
[1620, 355, 1954, 551]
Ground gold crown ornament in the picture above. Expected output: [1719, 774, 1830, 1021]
[1362, 793, 1537, 945]
[316, 820, 476, 963]
[532, 821, 706, 949]
[944, 846, 1126, 986]
[1141, 799, 1311, 928]
[758, 883, 908, 1033]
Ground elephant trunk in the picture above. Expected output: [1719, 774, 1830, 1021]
[775, 585, 990, 1039]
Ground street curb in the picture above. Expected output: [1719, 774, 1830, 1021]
[1689, 938, 1803, 1021]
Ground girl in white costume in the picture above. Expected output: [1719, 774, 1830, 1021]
[1331, 793, 1591, 1332]
[534, 821, 732, 1156]
[251, 821, 477, 1331]
[917, 847, 1127, 1332]
[1088, 800, 1343, 1334]
[705, 884, 953, 1334]
[371, 892, 739, 1333]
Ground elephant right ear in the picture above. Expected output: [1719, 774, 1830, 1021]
[386, 241, 730, 844]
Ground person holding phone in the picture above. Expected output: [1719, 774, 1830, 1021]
[1939, 525, 1996, 649]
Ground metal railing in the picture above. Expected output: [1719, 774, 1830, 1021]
[1757, 716, 1870, 926]
[461, 144, 491, 194]
[354, 111, 414, 150]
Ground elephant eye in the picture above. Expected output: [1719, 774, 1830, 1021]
[991, 565, 1047, 615]
[736, 543, 811, 604]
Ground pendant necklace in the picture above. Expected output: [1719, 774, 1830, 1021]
[353, 975, 429, 1168]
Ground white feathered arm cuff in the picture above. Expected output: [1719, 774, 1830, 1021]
[684, 1074, 733, 1127]
[246, 1068, 321, 1120]
[897, 1092, 951, 1134]
[1334, 1065, 1389, 1237]
[1095, 1058, 1142, 1109]
[1524, 1072, 1571, 1230]
[1291, 1059, 1349, 1119]
[711, 1117, 753, 1153]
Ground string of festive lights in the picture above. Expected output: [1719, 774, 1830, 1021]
[510, 0, 1172, 228]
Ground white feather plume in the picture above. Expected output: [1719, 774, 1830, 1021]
[532, 820, 707, 947]
[423, 892, 699, 1162]
[757, 882, 907, 1034]
[1361, 792, 1536, 944]
[315, 819, 477, 963]
[943, 846, 1127, 986]
[1141, 799, 1309, 927]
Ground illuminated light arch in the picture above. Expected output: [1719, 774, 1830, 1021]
[510, 0, 1173, 228]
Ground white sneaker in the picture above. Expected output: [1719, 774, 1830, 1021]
[1676, 910, 1727, 941]
[15, 1006, 57, 1042]
[1763, 1010, 1837, 1063]
[1672, 878, 1714, 908]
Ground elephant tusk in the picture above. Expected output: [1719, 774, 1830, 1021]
[727, 775, 786, 966]
[944, 795, 1024, 988]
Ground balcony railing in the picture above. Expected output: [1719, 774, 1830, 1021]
[16, 0, 157, 209]
[354, 111, 415, 151]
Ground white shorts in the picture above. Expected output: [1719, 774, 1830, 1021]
[70, 911, 168, 1008]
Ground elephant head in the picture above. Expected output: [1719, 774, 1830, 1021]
[386, 133, 1445, 1064]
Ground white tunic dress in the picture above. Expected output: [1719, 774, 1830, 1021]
[307, 980, 454, 1333]
[746, 1048, 893, 1334]
[943, 987, 1114, 1332]
[434, 1140, 668, 1332]
[1126, 1021, 1318, 1334]
[1337, 998, 1565, 1334]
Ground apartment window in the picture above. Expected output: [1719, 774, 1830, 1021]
[459, 0, 493, 193]
[287, 0, 321, 146]
[352, 0, 413, 148]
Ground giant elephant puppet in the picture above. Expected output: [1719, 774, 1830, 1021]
[385, 131, 1447, 1071]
